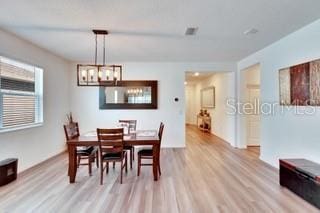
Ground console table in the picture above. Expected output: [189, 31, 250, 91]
[197, 115, 211, 132]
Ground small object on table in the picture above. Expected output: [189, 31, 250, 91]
[66, 112, 74, 124]
[137, 131, 157, 137]
[84, 131, 97, 137]
[117, 122, 130, 135]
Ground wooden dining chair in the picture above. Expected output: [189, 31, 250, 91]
[97, 128, 128, 184]
[64, 122, 99, 176]
[137, 122, 164, 176]
[118, 120, 137, 169]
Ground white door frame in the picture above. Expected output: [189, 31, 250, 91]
[237, 63, 261, 149]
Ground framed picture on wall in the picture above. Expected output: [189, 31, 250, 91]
[201, 86, 215, 108]
[279, 58, 320, 106]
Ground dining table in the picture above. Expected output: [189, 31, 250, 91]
[66, 130, 160, 183]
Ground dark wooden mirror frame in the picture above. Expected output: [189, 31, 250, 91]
[99, 80, 158, 110]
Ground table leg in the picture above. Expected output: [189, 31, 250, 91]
[68, 144, 77, 183]
[152, 144, 160, 181]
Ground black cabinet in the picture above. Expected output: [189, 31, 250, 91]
[0, 158, 18, 186]
[280, 159, 320, 209]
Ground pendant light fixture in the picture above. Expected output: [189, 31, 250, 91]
[77, 30, 122, 86]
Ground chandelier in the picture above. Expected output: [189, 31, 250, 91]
[77, 30, 122, 86]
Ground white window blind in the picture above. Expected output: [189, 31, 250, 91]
[0, 56, 43, 131]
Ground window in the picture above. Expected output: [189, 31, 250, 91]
[0, 56, 43, 132]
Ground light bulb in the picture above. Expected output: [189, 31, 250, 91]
[114, 71, 118, 80]
[106, 69, 110, 80]
[98, 70, 102, 80]
[81, 70, 87, 81]
[89, 69, 94, 81]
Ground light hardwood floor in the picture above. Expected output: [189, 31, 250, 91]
[0, 125, 319, 213]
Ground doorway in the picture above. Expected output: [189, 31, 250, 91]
[184, 72, 214, 130]
[184, 71, 236, 146]
[241, 64, 261, 149]
[246, 85, 260, 146]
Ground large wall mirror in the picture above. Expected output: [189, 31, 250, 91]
[201, 86, 215, 108]
[99, 81, 158, 109]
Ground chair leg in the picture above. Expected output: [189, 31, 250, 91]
[130, 149, 133, 170]
[96, 151, 99, 168]
[158, 160, 161, 176]
[137, 155, 141, 176]
[106, 162, 109, 174]
[125, 154, 128, 173]
[100, 162, 104, 185]
[88, 157, 92, 176]
[77, 156, 81, 168]
[113, 162, 115, 169]
[120, 162, 123, 184]
[132, 147, 135, 161]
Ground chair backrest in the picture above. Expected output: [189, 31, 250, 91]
[158, 122, 164, 146]
[119, 120, 137, 133]
[63, 122, 80, 141]
[97, 128, 124, 154]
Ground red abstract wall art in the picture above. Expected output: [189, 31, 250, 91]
[279, 59, 320, 106]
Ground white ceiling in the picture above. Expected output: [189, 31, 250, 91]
[1, 0, 320, 62]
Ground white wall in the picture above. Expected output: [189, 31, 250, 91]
[70, 62, 236, 148]
[0, 29, 70, 172]
[194, 72, 236, 145]
[245, 64, 260, 86]
[237, 19, 320, 167]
